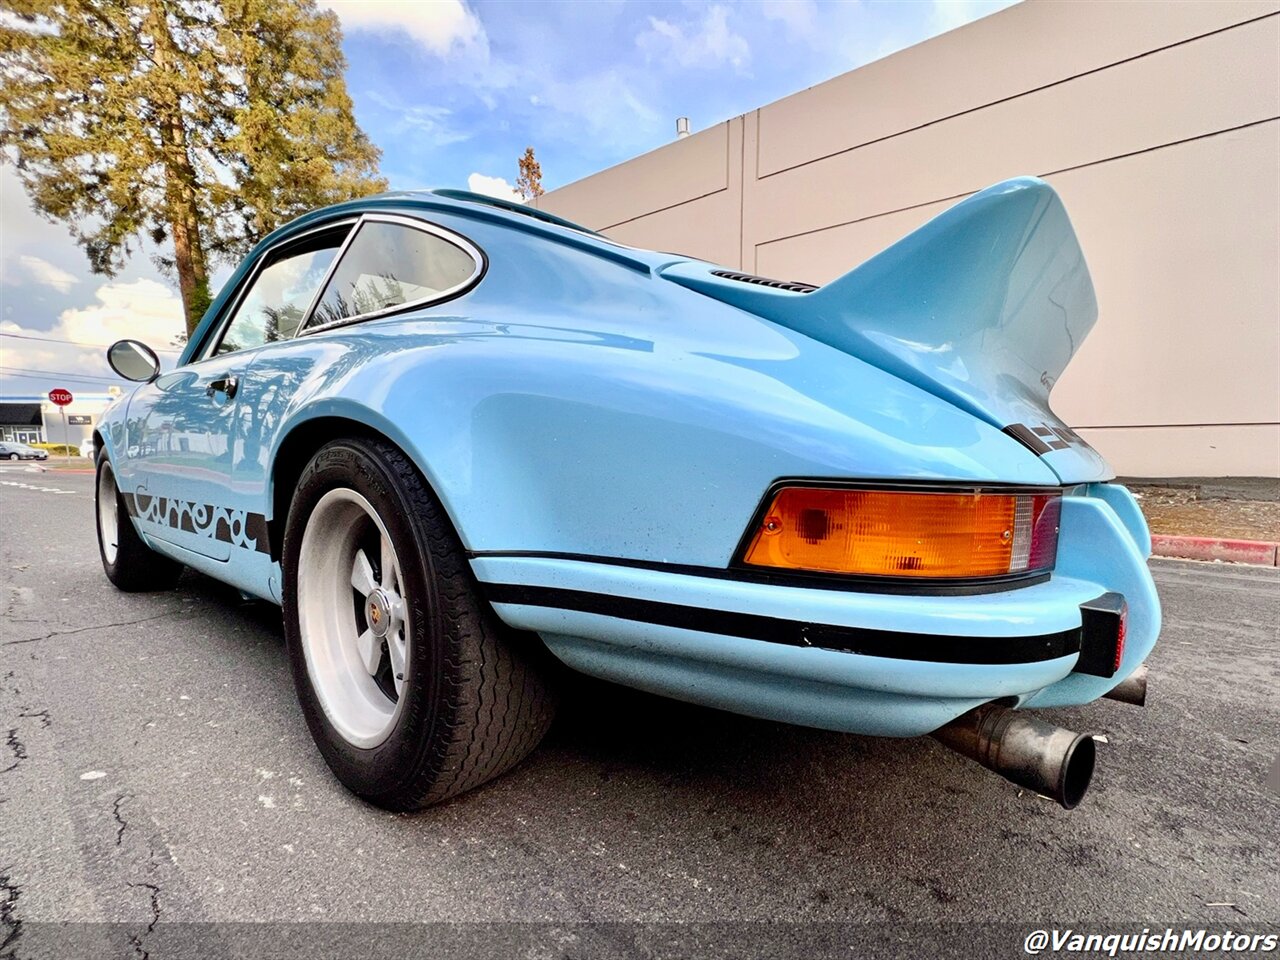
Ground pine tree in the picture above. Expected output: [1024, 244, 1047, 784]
[515, 146, 543, 200]
[0, 0, 387, 335]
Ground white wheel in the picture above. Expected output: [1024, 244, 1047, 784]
[296, 488, 411, 749]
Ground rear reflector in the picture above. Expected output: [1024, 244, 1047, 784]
[742, 486, 1061, 580]
[1077, 592, 1127, 678]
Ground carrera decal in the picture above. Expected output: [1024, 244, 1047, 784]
[123, 488, 270, 554]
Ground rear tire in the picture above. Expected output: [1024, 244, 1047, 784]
[282, 436, 557, 810]
[96, 455, 184, 592]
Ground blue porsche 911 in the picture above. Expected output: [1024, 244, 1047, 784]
[96, 177, 1157, 811]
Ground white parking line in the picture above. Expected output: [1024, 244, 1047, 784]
[0, 479, 80, 495]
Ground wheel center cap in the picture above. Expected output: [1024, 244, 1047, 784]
[367, 589, 393, 638]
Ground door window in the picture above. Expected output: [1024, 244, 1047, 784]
[212, 226, 350, 357]
[307, 220, 478, 329]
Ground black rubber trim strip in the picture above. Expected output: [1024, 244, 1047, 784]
[468, 551, 1050, 596]
[483, 582, 1082, 664]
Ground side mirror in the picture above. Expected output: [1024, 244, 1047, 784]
[107, 339, 161, 383]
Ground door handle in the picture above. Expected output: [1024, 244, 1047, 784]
[206, 375, 239, 400]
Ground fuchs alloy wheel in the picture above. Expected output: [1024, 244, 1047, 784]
[282, 436, 557, 810]
[95, 455, 184, 592]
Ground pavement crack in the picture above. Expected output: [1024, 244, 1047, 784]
[0, 869, 21, 957]
[17, 709, 50, 729]
[113, 794, 133, 847]
[6, 611, 185, 646]
[1, 729, 26, 774]
[126, 881, 161, 960]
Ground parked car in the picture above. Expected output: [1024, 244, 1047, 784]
[0, 441, 48, 461]
[93, 178, 1158, 811]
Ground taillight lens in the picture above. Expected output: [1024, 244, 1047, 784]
[742, 486, 1061, 579]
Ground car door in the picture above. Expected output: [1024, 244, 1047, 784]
[117, 222, 352, 564]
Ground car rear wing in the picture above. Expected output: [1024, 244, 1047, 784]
[660, 177, 1111, 483]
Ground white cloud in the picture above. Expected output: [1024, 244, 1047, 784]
[56, 279, 186, 348]
[0, 9, 56, 34]
[761, 0, 817, 39]
[637, 5, 750, 72]
[534, 70, 664, 152]
[466, 173, 522, 204]
[365, 91, 471, 146]
[0, 279, 184, 391]
[10, 256, 79, 294]
[317, 0, 487, 59]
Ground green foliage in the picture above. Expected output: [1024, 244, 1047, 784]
[0, 0, 387, 335]
[29, 442, 80, 456]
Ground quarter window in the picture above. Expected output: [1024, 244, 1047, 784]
[213, 227, 349, 356]
[308, 221, 477, 328]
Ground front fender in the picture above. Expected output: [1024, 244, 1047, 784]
[92, 391, 134, 468]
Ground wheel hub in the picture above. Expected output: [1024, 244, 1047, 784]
[366, 588, 395, 638]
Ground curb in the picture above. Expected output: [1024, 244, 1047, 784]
[35, 465, 95, 475]
[1151, 534, 1279, 567]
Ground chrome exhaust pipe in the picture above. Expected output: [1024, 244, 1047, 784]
[932, 704, 1096, 809]
[1103, 664, 1148, 707]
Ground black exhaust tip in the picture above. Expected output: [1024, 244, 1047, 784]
[932, 704, 1098, 810]
[1103, 663, 1149, 707]
[1059, 731, 1096, 810]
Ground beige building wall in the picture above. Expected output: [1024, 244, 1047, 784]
[537, 0, 1280, 478]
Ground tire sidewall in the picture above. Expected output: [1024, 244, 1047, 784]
[282, 440, 449, 801]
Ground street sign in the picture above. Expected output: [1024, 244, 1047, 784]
[46, 389, 74, 461]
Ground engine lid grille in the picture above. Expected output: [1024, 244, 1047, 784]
[709, 270, 818, 294]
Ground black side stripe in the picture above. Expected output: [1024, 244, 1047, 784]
[483, 583, 1082, 665]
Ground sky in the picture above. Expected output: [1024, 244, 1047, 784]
[0, 0, 1015, 399]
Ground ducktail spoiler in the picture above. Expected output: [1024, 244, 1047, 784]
[660, 177, 1112, 483]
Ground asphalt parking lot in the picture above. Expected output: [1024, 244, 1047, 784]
[2, 468, 1278, 958]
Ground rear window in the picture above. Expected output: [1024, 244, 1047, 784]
[309, 221, 478, 328]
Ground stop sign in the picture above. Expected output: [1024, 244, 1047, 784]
[48, 388, 73, 407]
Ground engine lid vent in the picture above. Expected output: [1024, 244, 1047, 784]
[709, 270, 818, 294]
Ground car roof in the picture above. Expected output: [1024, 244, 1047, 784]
[179, 187, 695, 366]
[262, 188, 675, 273]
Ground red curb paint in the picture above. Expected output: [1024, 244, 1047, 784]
[1151, 534, 1279, 567]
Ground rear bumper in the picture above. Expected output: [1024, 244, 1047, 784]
[475, 485, 1159, 736]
